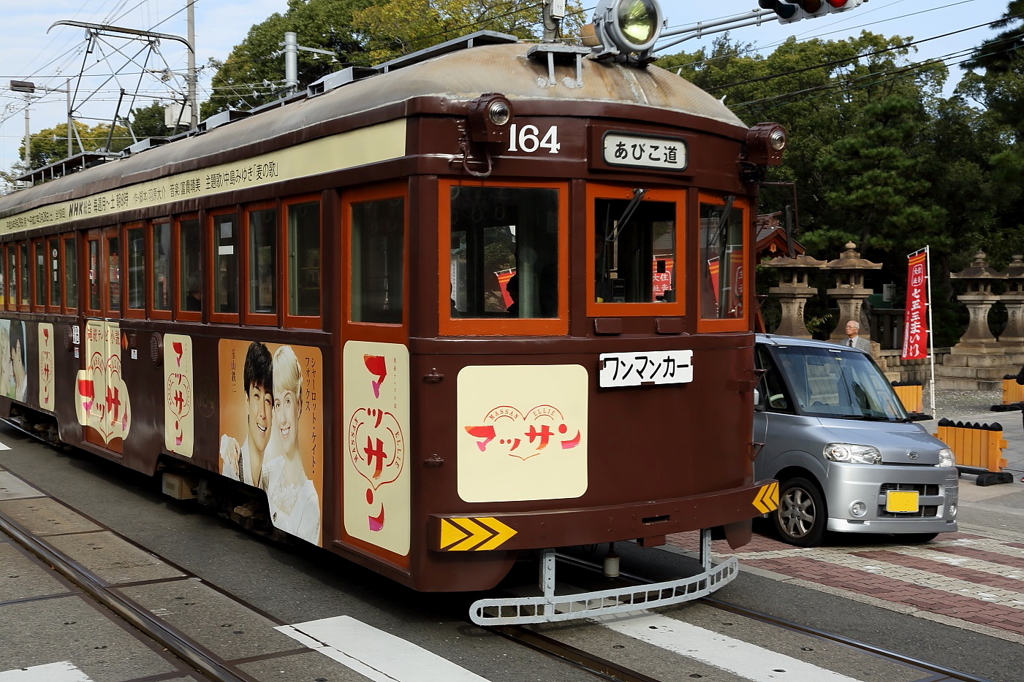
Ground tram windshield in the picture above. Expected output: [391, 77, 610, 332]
[448, 186, 559, 319]
[594, 192, 676, 304]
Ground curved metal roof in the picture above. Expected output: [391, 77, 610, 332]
[1, 41, 747, 217]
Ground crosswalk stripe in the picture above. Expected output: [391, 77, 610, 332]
[0, 662, 93, 682]
[277, 615, 491, 682]
[598, 613, 863, 682]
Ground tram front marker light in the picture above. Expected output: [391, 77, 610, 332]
[745, 123, 787, 166]
[468, 93, 514, 145]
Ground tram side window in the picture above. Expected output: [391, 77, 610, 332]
[248, 208, 276, 315]
[287, 201, 320, 318]
[449, 187, 558, 319]
[179, 218, 201, 312]
[213, 213, 238, 314]
[8, 248, 17, 306]
[152, 222, 170, 311]
[19, 243, 29, 307]
[34, 241, 46, 307]
[107, 235, 121, 312]
[49, 237, 61, 309]
[63, 236, 77, 310]
[699, 200, 745, 320]
[127, 227, 145, 311]
[351, 198, 403, 324]
[594, 196, 675, 304]
[88, 239, 100, 311]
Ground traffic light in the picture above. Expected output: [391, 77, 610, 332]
[759, 0, 862, 24]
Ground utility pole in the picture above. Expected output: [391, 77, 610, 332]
[186, 0, 197, 128]
[280, 32, 337, 96]
[542, 0, 566, 42]
[9, 79, 73, 168]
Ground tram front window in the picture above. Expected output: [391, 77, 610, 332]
[699, 198, 745, 320]
[449, 186, 558, 319]
[594, 194, 675, 304]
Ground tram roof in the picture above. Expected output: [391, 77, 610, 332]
[0, 39, 747, 219]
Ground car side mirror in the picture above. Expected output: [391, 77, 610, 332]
[754, 387, 765, 412]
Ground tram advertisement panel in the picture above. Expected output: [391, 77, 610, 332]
[218, 339, 324, 546]
[0, 319, 28, 402]
[38, 323, 54, 411]
[457, 364, 588, 503]
[343, 341, 410, 557]
[75, 320, 131, 444]
[163, 334, 194, 458]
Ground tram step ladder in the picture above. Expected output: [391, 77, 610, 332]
[934, 419, 1014, 486]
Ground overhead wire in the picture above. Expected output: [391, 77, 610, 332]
[729, 32, 1021, 112]
[701, 14, 1024, 94]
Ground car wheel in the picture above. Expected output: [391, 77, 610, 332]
[773, 477, 827, 547]
[901, 533, 939, 544]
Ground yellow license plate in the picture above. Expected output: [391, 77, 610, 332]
[886, 490, 920, 513]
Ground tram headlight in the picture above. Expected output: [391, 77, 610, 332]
[583, 0, 664, 61]
[468, 93, 514, 144]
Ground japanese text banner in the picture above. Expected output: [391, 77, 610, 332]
[902, 251, 929, 360]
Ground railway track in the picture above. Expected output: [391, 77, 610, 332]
[0, 501, 254, 682]
[0, 444, 1001, 682]
[489, 552, 992, 682]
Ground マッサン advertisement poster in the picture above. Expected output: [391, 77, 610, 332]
[218, 339, 324, 546]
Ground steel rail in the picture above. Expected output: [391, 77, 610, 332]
[551, 552, 989, 682]
[488, 623, 666, 682]
[0, 506, 252, 682]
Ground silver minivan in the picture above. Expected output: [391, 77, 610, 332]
[754, 334, 958, 546]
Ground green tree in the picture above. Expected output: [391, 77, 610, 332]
[351, 0, 584, 64]
[19, 120, 131, 169]
[202, 0, 378, 118]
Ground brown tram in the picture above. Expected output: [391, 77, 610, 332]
[0, 20, 784, 624]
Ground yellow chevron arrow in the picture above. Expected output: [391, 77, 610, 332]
[450, 518, 492, 551]
[753, 481, 779, 514]
[440, 518, 469, 550]
[476, 517, 517, 551]
[440, 517, 519, 551]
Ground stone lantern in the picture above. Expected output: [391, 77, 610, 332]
[824, 242, 881, 342]
[950, 251, 1004, 351]
[999, 254, 1024, 348]
[763, 254, 826, 338]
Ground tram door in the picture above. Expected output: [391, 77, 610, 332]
[339, 184, 412, 568]
[77, 228, 125, 455]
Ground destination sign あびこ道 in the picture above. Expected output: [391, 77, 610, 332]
[602, 133, 687, 171]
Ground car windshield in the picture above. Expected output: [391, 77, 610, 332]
[774, 345, 907, 421]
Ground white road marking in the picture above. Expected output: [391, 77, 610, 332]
[0, 439, 10, 450]
[0, 662, 93, 681]
[598, 613, 864, 682]
[277, 615, 491, 682]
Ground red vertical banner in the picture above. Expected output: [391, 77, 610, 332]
[902, 251, 929, 360]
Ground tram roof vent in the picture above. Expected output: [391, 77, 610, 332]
[307, 66, 380, 97]
[197, 109, 252, 133]
[122, 137, 169, 157]
[375, 30, 518, 74]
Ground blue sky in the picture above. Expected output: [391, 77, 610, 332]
[0, 0, 1011, 177]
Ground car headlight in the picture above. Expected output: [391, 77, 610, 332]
[823, 443, 881, 465]
[937, 448, 955, 468]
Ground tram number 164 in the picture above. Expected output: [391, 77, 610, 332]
[507, 124, 560, 154]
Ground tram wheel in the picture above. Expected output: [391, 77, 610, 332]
[773, 477, 826, 547]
